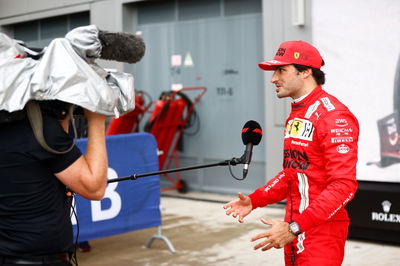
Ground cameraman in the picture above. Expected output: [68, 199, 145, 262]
[0, 108, 108, 265]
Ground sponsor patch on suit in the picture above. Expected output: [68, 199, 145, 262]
[285, 118, 314, 141]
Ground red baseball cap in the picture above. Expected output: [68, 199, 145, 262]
[258, 40, 323, 71]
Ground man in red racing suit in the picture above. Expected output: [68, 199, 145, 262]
[224, 40, 359, 266]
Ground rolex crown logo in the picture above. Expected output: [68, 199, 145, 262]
[381, 200, 391, 213]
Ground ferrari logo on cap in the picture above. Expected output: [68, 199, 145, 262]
[294, 52, 300, 59]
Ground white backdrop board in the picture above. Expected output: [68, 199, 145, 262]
[312, 0, 400, 182]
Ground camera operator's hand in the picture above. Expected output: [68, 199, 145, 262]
[55, 109, 108, 200]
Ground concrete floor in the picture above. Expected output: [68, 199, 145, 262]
[76, 192, 400, 266]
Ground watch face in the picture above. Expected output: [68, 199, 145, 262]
[290, 222, 300, 234]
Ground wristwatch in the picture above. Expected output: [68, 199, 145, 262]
[288, 221, 301, 236]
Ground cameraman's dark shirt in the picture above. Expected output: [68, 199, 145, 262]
[0, 114, 81, 256]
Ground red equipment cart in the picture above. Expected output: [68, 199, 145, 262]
[144, 87, 207, 193]
[106, 91, 149, 135]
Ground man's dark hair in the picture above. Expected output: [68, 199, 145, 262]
[293, 60, 326, 85]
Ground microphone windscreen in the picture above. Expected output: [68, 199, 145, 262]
[98, 30, 145, 64]
[241, 120, 263, 145]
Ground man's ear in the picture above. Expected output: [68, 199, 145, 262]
[300, 68, 313, 79]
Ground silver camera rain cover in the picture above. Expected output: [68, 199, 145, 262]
[0, 25, 135, 117]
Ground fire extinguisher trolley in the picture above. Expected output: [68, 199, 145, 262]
[145, 87, 207, 193]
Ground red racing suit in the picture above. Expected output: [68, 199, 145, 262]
[249, 86, 359, 266]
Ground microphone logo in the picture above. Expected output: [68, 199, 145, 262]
[241, 120, 263, 178]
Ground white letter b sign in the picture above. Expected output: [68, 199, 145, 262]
[91, 168, 122, 222]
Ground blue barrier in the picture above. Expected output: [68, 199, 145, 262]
[72, 133, 161, 242]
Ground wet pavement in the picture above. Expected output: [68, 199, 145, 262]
[76, 191, 400, 266]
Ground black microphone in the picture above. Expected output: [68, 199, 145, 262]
[98, 30, 146, 64]
[241, 120, 263, 178]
